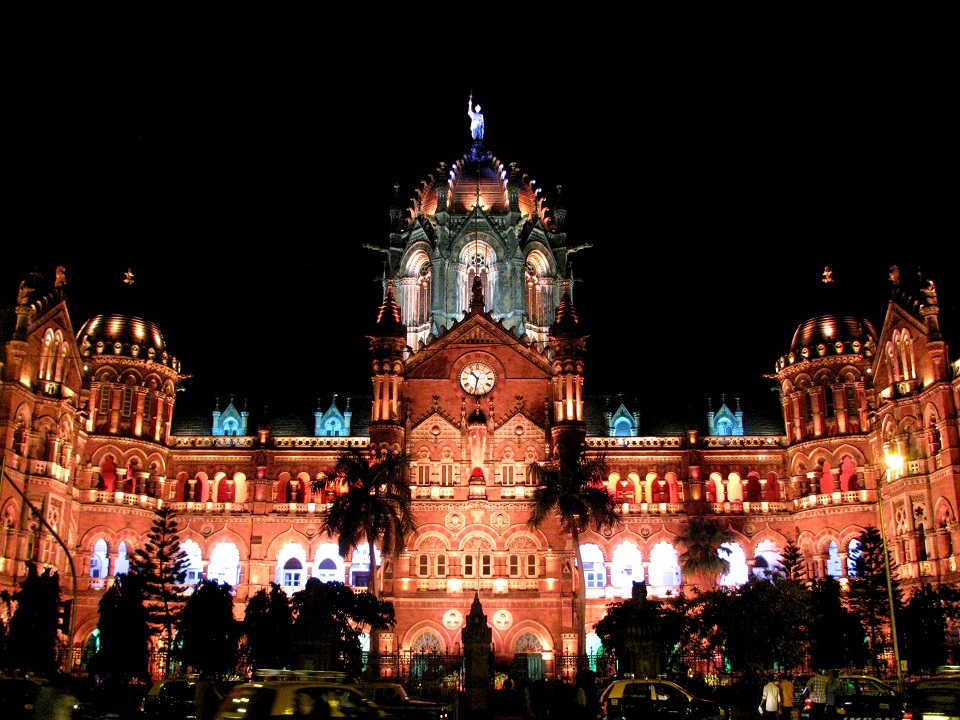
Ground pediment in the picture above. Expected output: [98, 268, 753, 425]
[405, 312, 551, 374]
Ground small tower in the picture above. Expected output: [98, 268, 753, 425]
[548, 277, 587, 451]
[368, 279, 406, 454]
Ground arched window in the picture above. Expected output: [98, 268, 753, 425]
[846, 538, 862, 578]
[752, 539, 783, 580]
[115, 541, 130, 575]
[610, 542, 643, 589]
[313, 542, 344, 584]
[826, 541, 842, 578]
[649, 541, 681, 588]
[316, 557, 339, 582]
[719, 542, 749, 586]
[208, 542, 241, 586]
[282, 558, 303, 588]
[90, 539, 109, 578]
[580, 544, 606, 589]
[181, 540, 204, 585]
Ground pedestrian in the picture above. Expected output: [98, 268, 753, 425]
[825, 669, 845, 718]
[802, 670, 829, 720]
[760, 673, 781, 719]
[778, 673, 795, 720]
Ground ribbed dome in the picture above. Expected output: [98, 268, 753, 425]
[77, 314, 175, 365]
[414, 151, 543, 220]
[781, 313, 878, 366]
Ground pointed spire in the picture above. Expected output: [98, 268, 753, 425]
[550, 277, 580, 334]
[375, 279, 405, 338]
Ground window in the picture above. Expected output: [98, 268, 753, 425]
[585, 560, 605, 587]
[503, 465, 515, 485]
[463, 555, 474, 577]
[418, 554, 429, 576]
[509, 554, 520, 577]
[143, 392, 152, 423]
[316, 557, 339, 582]
[526, 554, 537, 576]
[98, 388, 110, 416]
[283, 558, 303, 587]
[480, 553, 492, 577]
[121, 387, 134, 417]
[417, 465, 431, 485]
[436, 555, 446, 577]
[440, 464, 455, 486]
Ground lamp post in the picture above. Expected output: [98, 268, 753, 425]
[880, 449, 904, 691]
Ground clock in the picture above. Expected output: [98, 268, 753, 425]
[459, 360, 496, 395]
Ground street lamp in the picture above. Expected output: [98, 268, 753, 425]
[880, 448, 904, 691]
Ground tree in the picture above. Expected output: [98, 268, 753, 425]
[900, 582, 960, 674]
[242, 582, 293, 672]
[5, 562, 61, 676]
[675, 516, 735, 590]
[808, 577, 866, 669]
[779, 539, 807, 581]
[846, 526, 902, 674]
[320, 448, 415, 600]
[128, 505, 190, 677]
[290, 578, 395, 677]
[172, 579, 241, 678]
[89, 571, 151, 683]
[527, 440, 617, 664]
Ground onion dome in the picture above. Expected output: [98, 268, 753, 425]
[77, 313, 180, 371]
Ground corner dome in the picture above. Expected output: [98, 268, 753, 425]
[781, 313, 878, 366]
[77, 314, 177, 367]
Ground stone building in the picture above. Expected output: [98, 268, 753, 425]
[1, 106, 958, 681]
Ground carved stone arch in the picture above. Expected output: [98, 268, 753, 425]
[114, 527, 143, 558]
[794, 373, 813, 390]
[93, 367, 118, 383]
[504, 530, 541, 552]
[264, 528, 310, 560]
[813, 367, 835, 384]
[781, 379, 795, 395]
[119, 369, 143, 386]
[206, 526, 251, 558]
[506, 621, 554, 654]
[415, 532, 452, 552]
[403, 621, 449, 653]
[727, 472, 744, 502]
[935, 498, 956, 530]
[460, 531, 497, 553]
[78, 525, 116, 554]
[813, 530, 842, 558]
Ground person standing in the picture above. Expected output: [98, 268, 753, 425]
[825, 669, 845, 718]
[760, 673, 781, 719]
[802, 670, 829, 720]
[778, 673, 795, 720]
[468, 92, 484, 141]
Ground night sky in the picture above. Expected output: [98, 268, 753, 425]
[5, 39, 957, 427]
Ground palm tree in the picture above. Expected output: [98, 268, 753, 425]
[527, 440, 618, 665]
[675, 516, 735, 591]
[320, 447, 415, 600]
[321, 447, 414, 678]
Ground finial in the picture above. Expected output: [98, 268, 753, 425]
[822, 266, 833, 284]
[889, 265, 900, 285]
[124, 268, 135, 285]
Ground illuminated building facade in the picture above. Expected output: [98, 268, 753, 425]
[1, 115, 958, 679]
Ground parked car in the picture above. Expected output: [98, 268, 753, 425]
[799, 674, 905, 720]
[903, 675, 960, 720]
[140, 677, 224, 720]
[214, 679, 388, 720]
[0, 676, 46, 720]
[352, 680, 450, 720]
[598, 677, 726, 720]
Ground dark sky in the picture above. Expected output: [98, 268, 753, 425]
[5, 41, 957, 425]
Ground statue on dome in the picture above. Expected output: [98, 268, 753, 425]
[468, 92, 484, 141]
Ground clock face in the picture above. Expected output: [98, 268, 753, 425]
[459, 361, 496, 395]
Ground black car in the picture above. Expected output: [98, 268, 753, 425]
[352, 681, 450, 720]
[140, 678, 224, 720]
[599, 677, 726, 720]
[0, 677, 45, 720]
[799, 674, 905, 720]
[904, 676, 960, 720]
